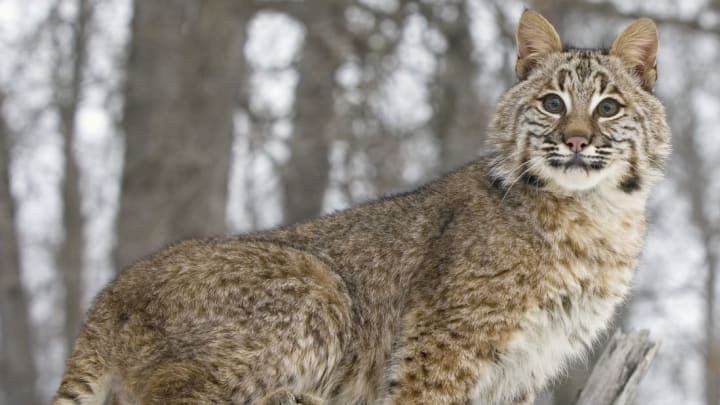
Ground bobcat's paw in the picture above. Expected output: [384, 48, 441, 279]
[261, 389, 324, 405]
[512, 391, 536, 405]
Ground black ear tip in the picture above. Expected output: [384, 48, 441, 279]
[521, 9, 545, 17]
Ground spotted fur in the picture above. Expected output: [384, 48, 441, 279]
[54, 11, 670, 405]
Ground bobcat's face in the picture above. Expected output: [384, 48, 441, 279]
[489, 13, 670, 196]
[512, 52, 669, 193]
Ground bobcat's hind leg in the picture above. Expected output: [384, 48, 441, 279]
[261, 389, 324, 405]
[53, 317, 113, 405]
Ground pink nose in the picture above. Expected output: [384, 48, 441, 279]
[565, 136, 589, 153]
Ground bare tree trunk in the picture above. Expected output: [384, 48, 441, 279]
[0, 95, 40, 405]
[677, 111, 720, 405]
[703, 250, 720, 405]
[52, 0, 92, 352]
[279, 4, 345, 224]
[116, 1, 248, 270]
[425, 0, 490, 172]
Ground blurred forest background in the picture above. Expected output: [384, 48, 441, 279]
[0, 0, 718, 404]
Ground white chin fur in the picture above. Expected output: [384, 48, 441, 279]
[538, 161, 627, 193]
[548, 168, 606, 191]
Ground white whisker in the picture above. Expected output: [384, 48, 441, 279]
[500, 157, 545, 204]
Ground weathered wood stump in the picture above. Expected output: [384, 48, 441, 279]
[575, 329, 660, 405]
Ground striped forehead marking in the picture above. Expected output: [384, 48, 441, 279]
[574, 52, 593, 82]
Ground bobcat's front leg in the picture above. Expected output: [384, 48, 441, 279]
[384, 341, 482, 404]
[386, 355, 535, 405]
[383, 318, 487, 405]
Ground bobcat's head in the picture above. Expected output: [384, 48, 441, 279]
[488, 11, 670, 198]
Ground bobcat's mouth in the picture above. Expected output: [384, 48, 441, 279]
[546, 153, 607, 172]
[565, 154, 589, 170]
[539, 150, 614, 191]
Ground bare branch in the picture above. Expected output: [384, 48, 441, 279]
[570, 0, 719, 35]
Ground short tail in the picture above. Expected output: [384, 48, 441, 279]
[53, 332, 112, 405]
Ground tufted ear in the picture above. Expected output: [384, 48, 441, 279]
[516, 10, 563, 80]
[610, 18, 658, 91]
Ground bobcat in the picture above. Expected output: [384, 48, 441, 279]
[54, 11, 670, 405]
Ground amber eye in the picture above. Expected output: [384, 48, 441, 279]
[596, 98, 621, 117]
[541, 94, 565, 114]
